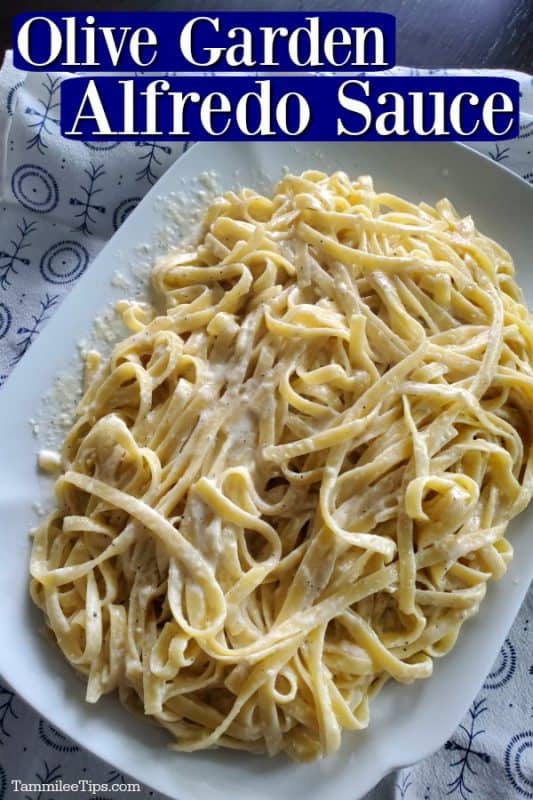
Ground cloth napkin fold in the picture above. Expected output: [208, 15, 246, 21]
[0, 53, 532, 799]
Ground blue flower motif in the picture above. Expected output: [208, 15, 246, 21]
[24, 761, 62, 800]
[0, 218, 37, 290]
[11, 293, 59, 366]
[25, 74, 61, 154]
[0, 683, 18, 742]
[445, 697, 491, 799]
[488, 144, 510, 163]
[70, 163, 107, 236]
[396, 770, 413, 798]
[135, 141, 173, 185]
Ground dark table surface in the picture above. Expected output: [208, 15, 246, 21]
[2, 0, 533, 72]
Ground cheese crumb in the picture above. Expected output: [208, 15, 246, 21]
[38, 449, 62, 473]
[111, 271, 132, 289]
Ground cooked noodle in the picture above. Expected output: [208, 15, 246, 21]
[30, 170, 533, 761]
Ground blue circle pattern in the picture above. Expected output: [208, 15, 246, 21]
[505, 731, 533, 798]
[6, 80, 24, 116]
[0, 303, 11, 339]
[11, 164, 59, 213]
[38, 719, 79, 753]
[83, 141, 119, 151]
[113, 197, 141, 231]
[40, 241, 89, 285]
[484, 638, 517, 689]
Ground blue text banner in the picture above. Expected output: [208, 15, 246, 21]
[14, 12, 395, 72]
[60, 75, 520, 142]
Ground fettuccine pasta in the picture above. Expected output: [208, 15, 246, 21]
[30, 170, 533, 761]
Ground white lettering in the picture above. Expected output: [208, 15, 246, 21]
[449, 92, 480, 136]
[376, 92, 409, 136]
[226, 27, 254, 67]
[100, 25, 133, 67]
[288, 17, 323, 67]
[118, 79, 138, 134]
[17, 16, 62, 66]
[129, 27, 158, 67]
[337, 80, 372, 135]
[261, 26, 288, 66]
[65, 79, 113, 135]
[81, 15, 96, 66]
[141, 79, 169, 134]
[179, 17, 222, 66]
[200, 92, 232, 136]
[410, 91, 447, 136]
[169, 91, 200, 135]
[323, 27, 352, 67]
[353, 26, 386, 67]
[483, 92, 514, 136]
[276, 92, 310, 135]
[236, 80, 275, 136]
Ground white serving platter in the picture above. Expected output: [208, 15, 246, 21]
[0, 141, 532, 800]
